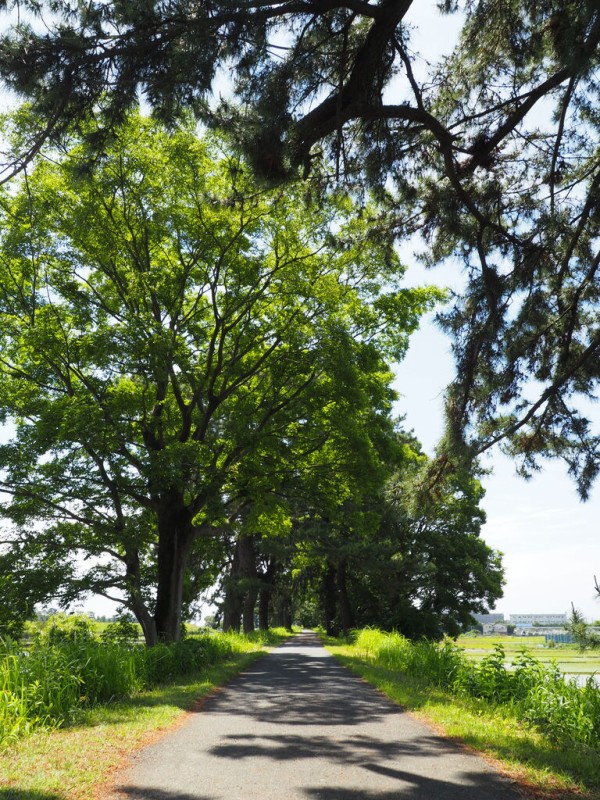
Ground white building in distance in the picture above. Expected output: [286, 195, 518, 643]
[509, 613, 567, 626]
[482, 622, 508, 635]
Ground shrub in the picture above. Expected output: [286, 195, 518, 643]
[101, 619, 140, 646]
[140, 643, 176, 686]
[38, 613, 97, 645]
[0, 626, 283, 747]
[348, 628, 600, 750]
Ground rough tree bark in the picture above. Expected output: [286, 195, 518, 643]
[322, 563, 338, 636]
[337, 559, 354, 636]
[125, 548, 158, 646]
[152, 490, 194, 643]
[239, 535, 259, 634]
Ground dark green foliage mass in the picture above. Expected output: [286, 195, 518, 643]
[355, 459, 503, 638]
[0, 544, 71, 639]
[289, 436, 503, 639]
[1, 1, 599, 492]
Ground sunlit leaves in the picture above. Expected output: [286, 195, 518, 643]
[0, 113, 439, 626]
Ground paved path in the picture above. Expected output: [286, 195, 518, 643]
[111, 631, 522, 800]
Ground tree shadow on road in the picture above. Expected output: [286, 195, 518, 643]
[329, 652, 600, 799]
[112, 789, 216, 800]
[302, 765, 518, 800]
[210, 730, 455, 764]
[208, 730, 519, 799]
[200, 648, 404, 728]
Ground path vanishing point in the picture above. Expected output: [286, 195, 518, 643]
[110, 631, 522, 800]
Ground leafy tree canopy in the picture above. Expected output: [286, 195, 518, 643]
[0, 113, 438, 642]
[373, 446, 504, 638]
[288, 431, 504, 638]
[1, 1, 599, 492]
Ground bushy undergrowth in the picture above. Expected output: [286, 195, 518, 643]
[351, 628, 600, 749]
[0, 618, 282, 748]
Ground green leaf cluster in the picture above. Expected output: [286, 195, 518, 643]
[0, 113, 439, 641]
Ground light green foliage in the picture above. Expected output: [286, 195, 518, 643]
[101, 618, 140, 646]
[353, 628, 465, 686]
[347, 628, 600, 750]
[0, 625, 289, 748]
[38, 613, 97, 646]
[0, 113, 440, 643]
[1, 1, 600, 495]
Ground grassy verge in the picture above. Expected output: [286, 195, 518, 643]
[0, 629, 291, 800]
[457, 635, 600, 675]
[323, 634, 600, 800]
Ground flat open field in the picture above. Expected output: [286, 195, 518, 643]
[457, 635, 600, 676]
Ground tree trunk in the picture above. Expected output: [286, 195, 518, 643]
[337, 559, 353, 636]
[124, 547, 158, 646]
[258, 587, 271, 630]
[223, 597, 242, 632]
[257, 556, 276, 630]
[322, 563, 337, 636]
[282, 599, 293, 632]
[133, 605, 158, 646]
[243, 587, 259, 633]
[239, 535, 258, 634]
[222, 538, 242, 632]
[153, 490, 194, 643]
[271, 581, 292, 630]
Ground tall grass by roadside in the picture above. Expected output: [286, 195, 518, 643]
[0, 624, 286, 748]
[351, 628, 600, 750]
[0, 644, 288, 800]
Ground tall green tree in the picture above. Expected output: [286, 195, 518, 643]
[367, 450, 504, 638]
[0, 114, 436, 643]
[290, 434, 504, 638]
[216, 353, 403, 633]
[0, 544, 70, 639]
[2, 1, 598, 493]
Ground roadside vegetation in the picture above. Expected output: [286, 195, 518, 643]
[324, 628, 600, 799]
[0, 614, 291, 751]
[457, 634, 600, 676]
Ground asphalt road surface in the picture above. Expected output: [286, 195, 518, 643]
[110, 631, 523, 800]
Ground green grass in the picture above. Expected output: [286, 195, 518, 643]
[458, 635, 600, 675]
[0, 628, 293, 800]
[323, 630, 600, 800]
[0, 654, 258, 799]
[1, 626, 292, 747]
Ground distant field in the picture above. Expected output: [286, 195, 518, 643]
[457, 635, 600, 675]
[24, 618, 205, 641]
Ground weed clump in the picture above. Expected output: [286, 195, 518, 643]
[0, 616, 287, 748]
[349, 629, 600, 749]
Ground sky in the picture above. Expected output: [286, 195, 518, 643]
[391, 1, 599, 623]
[393, 273, 600, 623]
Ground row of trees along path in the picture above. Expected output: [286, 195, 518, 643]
[109, 632, 520, 800]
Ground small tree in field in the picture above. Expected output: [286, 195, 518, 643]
[567, 605, 600, 650]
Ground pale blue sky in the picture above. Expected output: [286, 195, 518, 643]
[393, 269, 600, 622]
